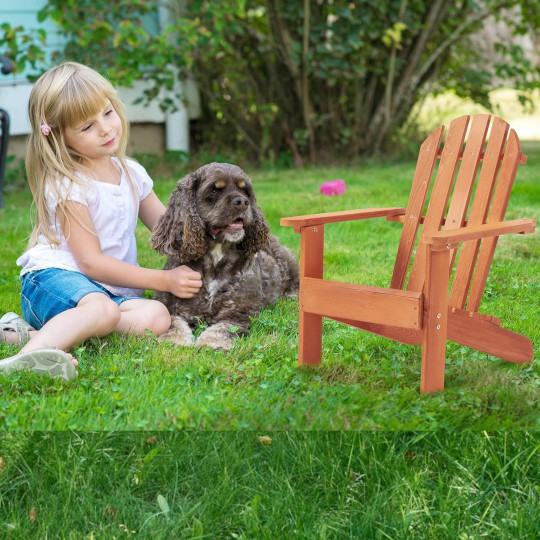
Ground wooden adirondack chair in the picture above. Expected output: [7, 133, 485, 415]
[281, 114, 536, 393]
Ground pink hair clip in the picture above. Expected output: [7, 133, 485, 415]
[40, 119, 51, 136]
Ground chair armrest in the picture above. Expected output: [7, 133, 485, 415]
[423, 218, 536, 250]
[280, 207, 406, 233]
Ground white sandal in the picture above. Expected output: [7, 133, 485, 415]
[0, 348, 77, 381]
[0, 312, 35, 345]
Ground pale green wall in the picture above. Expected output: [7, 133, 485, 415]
[0, 0, 63, 82]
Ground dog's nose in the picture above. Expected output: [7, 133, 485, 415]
[231, 195, 249, 209]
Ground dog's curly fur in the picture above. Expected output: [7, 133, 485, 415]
[151, 162, 299, 351]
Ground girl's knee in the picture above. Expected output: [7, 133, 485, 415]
[79, 294, 121, 333]
[145, 301, 171, 335]
[118, 299, 171, 335]
[100, 299, 122, 329]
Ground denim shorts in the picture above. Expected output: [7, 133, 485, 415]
[20, 268, 141, 330]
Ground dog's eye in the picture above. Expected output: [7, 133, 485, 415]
[241, 185, 253, 197]
[207, 187, 221, 200]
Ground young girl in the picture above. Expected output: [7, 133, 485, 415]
[0, 62, 202, 380]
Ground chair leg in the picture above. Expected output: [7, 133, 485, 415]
[448, 314, 533, 363]
[298, 311, 322, 365]
[421, 327, 447, 393]
[298, 224, 325, 366]
[421, 247, 450, 393]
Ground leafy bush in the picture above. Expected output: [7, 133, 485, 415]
[3, 1, 540, 163]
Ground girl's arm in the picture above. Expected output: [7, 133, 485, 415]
[59, 201, 202, 298]
[138, 190, 166, 231]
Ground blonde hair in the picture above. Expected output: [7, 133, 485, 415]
[26, 61, 132, 247]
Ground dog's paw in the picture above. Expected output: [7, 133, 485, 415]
[158, 316, 195, 347]
[196, 336, 233, 351]
[158, 332, 195, 347]
[196, 323, 236, 351]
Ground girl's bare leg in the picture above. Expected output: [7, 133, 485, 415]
[2, 296, 169, 377]
[18, 292, 121, 354]
[114, 299, 171, 336]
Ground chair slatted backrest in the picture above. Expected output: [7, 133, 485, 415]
[390, 114, 524, 313]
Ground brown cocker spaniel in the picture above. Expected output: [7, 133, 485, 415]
[151, 162, 299, 351]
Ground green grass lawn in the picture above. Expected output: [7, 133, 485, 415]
[0, 431, 538, 539]
[0, 139, 538, 430]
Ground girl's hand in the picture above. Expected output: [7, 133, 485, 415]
[165, 265, 202, 298]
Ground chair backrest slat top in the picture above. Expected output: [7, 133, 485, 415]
[391, 114, 525, 313]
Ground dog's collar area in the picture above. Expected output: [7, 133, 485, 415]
[209, 243, 225, 264]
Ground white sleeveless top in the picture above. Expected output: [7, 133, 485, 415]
[17, 158, 153, 297]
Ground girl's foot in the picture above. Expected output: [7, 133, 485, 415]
[0, 348, 78, 381]
[0, 312, 35, 345]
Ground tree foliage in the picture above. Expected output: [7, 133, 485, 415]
[3, 0, 539, 164]
[0, 23, 46, 75]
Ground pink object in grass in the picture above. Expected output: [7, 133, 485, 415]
[320, 179, 346, 196]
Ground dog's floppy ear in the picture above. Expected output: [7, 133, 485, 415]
[240, 200, 271, 257]
[150, 172, 207, 262]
